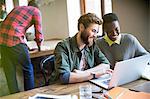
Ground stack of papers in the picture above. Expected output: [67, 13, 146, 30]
[131, 81, 150, 93]
[29, 93, 72, 99]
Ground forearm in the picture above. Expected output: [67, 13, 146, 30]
[85, 64, 110, 73]
[68, 64, 110, 83]
[34, 36, 43, 51]
[34, 29, 44, 51]
[69, 72, 93, 83]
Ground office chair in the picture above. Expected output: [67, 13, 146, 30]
[40, 54, 54, 86]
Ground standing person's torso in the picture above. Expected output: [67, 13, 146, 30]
[0, 6, 41, 47]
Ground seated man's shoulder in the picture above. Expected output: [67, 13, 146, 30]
[58, 37, 71, 44]
[96, 36, 105, 43]
[56, 37, 72, 48]
[122, 33, 137, 40]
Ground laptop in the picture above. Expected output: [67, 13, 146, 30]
[90, 54, 150, 90]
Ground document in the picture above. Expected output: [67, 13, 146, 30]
[130, 81, 150, 93]
[108, 87, 150, 99]
[28, 93, 72, 99]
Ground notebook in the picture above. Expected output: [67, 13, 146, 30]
[130, 81, 150, 93]
[90, 54, 150, 89]
[108, 87, 150, 99]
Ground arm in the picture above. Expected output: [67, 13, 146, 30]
[69, 63, 110, 83]
[85, 44, 110, 78]
[54, 41, 93, 84]
[55, 41, 110, 84]
[33, 9, 44, 51]
[133, 35, 149, 56]
[69, 71, 93, 83]
[68, 44, 110, 83]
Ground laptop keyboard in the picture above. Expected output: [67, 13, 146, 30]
[101, 79, 111, 85]
[100, 74, 111, 79]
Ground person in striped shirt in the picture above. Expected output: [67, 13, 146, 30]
[0, 1, 44, 94]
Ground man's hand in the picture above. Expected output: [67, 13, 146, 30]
[38, 45, 41, 51]
[34, 38, 43, 51]
[91, 69, 113, 79]
[106, 69, 113, 75]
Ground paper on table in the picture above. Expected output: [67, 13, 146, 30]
[108, 87, 150, 99]
[28, 93, 72, 99]
[41, 46, 51, 51]
[142, 64, 150, 80]
[26, 40, 59, 51]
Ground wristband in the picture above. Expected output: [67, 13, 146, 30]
[91, 73, 96, 79]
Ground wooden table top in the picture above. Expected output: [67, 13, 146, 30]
[28, 40, 61, 58]
[0, 79, 149, 99]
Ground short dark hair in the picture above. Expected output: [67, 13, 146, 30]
[28, 0, 39, 8]
[78, 13, 102, 30]
[102, 13, 119, 24]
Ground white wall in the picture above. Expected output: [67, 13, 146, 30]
[66, 0, 80, 37]
[39, 0, 81, 40]
[5, 0, 14, 13]
[103, 0, 112, 14]
[5, 0, 81, 40]
[18, 0, 28, 6]
[112, 0, 149, 51]
[85, 0, 103, 36]
[40, 0, 69, 40]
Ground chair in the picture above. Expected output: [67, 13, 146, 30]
[40, 55, 55, 86]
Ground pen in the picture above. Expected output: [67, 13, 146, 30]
[35, 96, 57, 99]
[92, 89, 103, 93]
[129, 89, 140, 92]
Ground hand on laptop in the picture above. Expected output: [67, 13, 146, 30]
[91, 69, 113, 79]
[106, 69, 113, 75]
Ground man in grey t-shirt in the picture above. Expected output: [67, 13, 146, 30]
[96, 13, 149, 69]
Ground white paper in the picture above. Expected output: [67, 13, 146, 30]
[28, 93, 72, 99]
[142, 64, 150, 80]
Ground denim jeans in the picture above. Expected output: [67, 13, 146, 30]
[0, 44, 34, 94]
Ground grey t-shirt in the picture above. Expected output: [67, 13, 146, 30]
[96, 33, 149, 69]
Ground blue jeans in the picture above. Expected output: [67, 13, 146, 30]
[0, 44, 34, 94]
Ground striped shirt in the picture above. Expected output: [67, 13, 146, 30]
[0, 6, 43, 47]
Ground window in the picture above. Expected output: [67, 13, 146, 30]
[18, 0, 28, 6]
[5, 0, 14, 13]
[80, 0, 102, 36]
[80, 0, 112, 36]
[101, 0, 112, 15]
